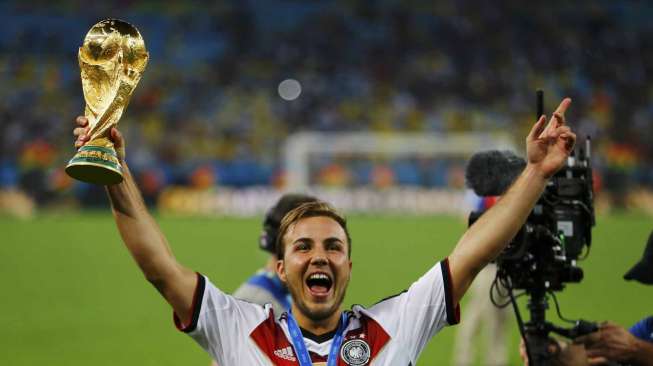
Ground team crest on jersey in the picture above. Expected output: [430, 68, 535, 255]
[340, 339, 370, 365]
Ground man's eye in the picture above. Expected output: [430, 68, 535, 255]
[296, 242, 309, 250]
[328, 243, 342, 251]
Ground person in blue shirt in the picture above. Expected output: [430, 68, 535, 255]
[623, 230, 653, 345]
[573, 230, 653, 365]
[629, 317, 653, 344]
[522, 230, 653, 366]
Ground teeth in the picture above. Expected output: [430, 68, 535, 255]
[309, 273, 330, 280]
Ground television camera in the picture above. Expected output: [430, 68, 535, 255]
[466, 91, 600, 365]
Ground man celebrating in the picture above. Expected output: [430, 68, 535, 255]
[73, 98, 576, 364]
[210, 194, 318, 366]
[233, 194, 319, 316]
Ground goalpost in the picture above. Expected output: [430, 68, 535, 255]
[157, 132, 519, 216]
[284, 132, 518, 191]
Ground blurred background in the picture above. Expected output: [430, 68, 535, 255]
[2, 0, 653, 215]
[2, 1, 653, 365]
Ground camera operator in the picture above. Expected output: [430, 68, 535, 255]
[574, 230, 653, 366]
[520, 230, 653, 366]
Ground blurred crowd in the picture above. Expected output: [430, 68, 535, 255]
[1, 0, 653, 210]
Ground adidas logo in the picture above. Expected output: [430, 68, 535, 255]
[274, 346, 296, 361]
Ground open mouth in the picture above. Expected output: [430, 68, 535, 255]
[305, 272, 333, 297]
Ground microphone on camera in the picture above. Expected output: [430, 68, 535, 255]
[465, 150, 526, 196]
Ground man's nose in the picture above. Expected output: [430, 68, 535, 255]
[310, 246, 328, 266]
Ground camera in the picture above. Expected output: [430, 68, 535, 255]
[466, 138, 597, 365]
[467, 140, 594, 290]
[495, 142, 595, 292]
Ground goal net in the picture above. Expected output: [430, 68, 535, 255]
[282, 132, 518, 214]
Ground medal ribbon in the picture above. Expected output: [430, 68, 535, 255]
[286, 311, 349, 366]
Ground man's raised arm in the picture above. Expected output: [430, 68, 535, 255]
[448, 98, 576, 305]
[74, 117, 197, 325]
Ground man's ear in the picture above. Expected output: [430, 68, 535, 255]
[276, 259, 287, 283]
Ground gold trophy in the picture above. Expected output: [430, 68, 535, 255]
[65, 19, 149, 185]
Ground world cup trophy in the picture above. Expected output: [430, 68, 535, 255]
[65, 19, 148, 185]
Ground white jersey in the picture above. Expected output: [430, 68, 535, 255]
[175, 259, 459, 365]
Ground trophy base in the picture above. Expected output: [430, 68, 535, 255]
[66, 145, 124, 185]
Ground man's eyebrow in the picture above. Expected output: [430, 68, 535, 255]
[292, 237, 314, 245]
[324, 237, 344, 244]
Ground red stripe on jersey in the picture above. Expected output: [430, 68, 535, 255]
[250, 312, 298, 365]
[483, 196, 499, 210]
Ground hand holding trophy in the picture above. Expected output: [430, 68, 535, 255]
[66, 19, 148, 185]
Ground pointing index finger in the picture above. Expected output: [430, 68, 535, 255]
[553, 98, 572, 119]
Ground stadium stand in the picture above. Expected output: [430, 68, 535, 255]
[1, 1, 652, 209]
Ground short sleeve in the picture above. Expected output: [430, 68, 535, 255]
[629, 316, 653, 342]
[363, 258, 460, 363]
[173, 274, 270, 362]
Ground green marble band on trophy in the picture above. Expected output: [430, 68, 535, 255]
[65, 19, 149, 185]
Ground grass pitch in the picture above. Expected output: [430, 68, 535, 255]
[1, 212, 650, 365]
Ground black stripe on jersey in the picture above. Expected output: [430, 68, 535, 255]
[440, 258, 458, 325]
[370, 290, 407, 306]
[300, 326, 339, 343]
[180, 272, 206, 333]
